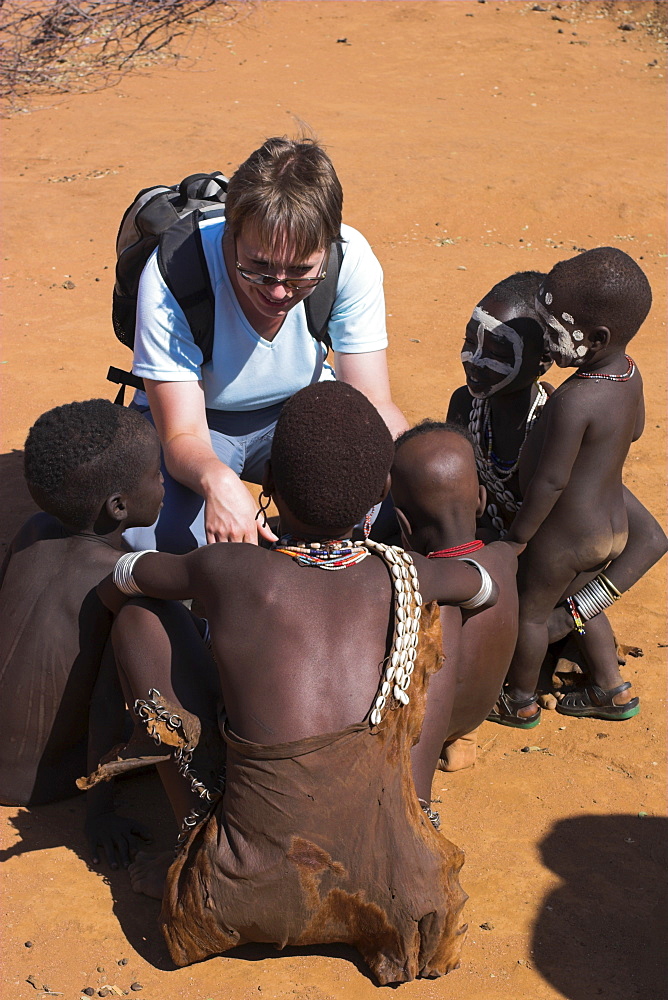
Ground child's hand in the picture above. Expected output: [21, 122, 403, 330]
[501, 539, 526, 557]
[96, 572, 128, 615]
[85, 812, 153, 869]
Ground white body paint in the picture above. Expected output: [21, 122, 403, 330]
[534, 295, 588, 365]
[461, 305, 524, 396]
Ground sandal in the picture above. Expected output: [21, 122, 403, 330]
[487, 691, 541, 729]
[556, 681, 639, 720]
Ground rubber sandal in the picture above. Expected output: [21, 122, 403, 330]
[555, 681, 640, 720]
[487, 691, 541, 729]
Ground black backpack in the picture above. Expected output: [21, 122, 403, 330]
[108, 171, 343, 404]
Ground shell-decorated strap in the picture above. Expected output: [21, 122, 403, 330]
[364, 540, 423, 728]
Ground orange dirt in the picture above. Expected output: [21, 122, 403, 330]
[1, 2, 666, 998]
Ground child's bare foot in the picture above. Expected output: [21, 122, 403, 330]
[128, 850, 173, 900]
[556, 681, 639, 720]
[439, 728, 479, 772]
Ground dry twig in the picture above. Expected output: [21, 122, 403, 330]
[0, 0, 249, 112]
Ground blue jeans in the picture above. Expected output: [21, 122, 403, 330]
[124, 402, 398, 553]
[124, 402, 283, 553]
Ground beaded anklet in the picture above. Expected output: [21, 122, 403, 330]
[427, 540, 484, 559]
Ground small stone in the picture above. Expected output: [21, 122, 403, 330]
[62, 280, 75, 289]
[118, 959, 128, 967]
[480, 921, 495, 930]
[521, 746, 531, 753]
[457, 265, 467, 271]
[99, 991, 110, 998]
[24, 941, 33, 948]
[596, 732, 608, 739]
[83, 990, 96, 997]
[97, 967, 105, 973]
[130, 985, 143, 993]
[618, 22, 635, 31]
[638, 811, 647, 818]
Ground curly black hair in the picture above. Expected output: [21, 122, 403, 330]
[546, 247, 651, 344]
[271, 381, 393, 532]
[24, 399, 156, 530]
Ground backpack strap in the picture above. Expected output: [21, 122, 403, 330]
[115, 221, 343, 401]
[157, 208, 223, 366]
[304, 241, 343, 355]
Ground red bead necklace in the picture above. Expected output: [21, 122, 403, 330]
[576, 355, 635, 381]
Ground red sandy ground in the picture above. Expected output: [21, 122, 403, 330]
[1, 2, 666, 999]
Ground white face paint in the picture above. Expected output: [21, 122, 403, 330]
[461, 306, 524, 397]
[534, 291, 588, 367]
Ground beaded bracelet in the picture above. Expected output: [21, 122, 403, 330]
[113, 550, 157, 596]
[458, 557, 494, 610]
[566, 595, 586, 635]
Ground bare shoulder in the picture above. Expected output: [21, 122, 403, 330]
[446, 385, 472, 426]
[8, 512, 65, 551]
[192, 540, 279, 588]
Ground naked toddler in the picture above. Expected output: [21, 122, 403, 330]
[498, 247, 651, 725]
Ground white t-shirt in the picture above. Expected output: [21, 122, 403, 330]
[132, 218, 388, 411]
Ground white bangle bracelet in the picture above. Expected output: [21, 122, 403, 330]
[458, 557, 494, 610]
[113, 550, 158, 596]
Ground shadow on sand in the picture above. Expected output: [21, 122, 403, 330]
[533, 813, 667, 999]
[2, 769, 379, 982]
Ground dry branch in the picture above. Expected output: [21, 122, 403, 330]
[0, 0, 249, 111]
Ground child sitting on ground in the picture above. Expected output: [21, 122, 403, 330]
[0, 399, 164, 866]
[391, 421, 521, 779]
[499, 247, 650, 725]
[86, 381, 511, 985]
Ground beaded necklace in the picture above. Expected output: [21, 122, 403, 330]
[427, 539, 484, 559]
[575, 354, 635, 381]
[272, 535, 369, 570]
[468, 382, 548, 535]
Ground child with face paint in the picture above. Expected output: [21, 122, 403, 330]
[497, 247, 652, 726]
[447, 271, 552, 541]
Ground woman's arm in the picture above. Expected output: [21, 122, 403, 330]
[145, 379, 276, 544]
[335, 350, 409, 438]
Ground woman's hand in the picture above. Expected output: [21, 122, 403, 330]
[203, 470, 277, 545]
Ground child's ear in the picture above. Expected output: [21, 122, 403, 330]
[106, 492, 129, 523]
[587, 326, 611, 351]
[476, 485, 487, 519]
[378, 473, 392, 504]
[394, 506, 413, 548]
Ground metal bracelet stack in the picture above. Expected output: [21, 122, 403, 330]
[569, 572, 621, 623]
[458, 557, 494, 610]
[113, 549, 157, 596]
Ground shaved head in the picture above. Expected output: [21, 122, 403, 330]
[392, 422, 482, 552]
